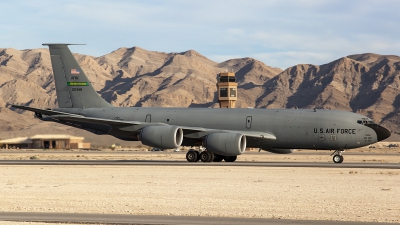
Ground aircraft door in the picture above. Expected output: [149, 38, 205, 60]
[246, 116, 252, 129]
[145, 114, 151, 122]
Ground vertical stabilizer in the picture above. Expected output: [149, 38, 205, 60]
[43, 43, 112, 108]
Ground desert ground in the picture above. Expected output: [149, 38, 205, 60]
[0, 147, 400, 224]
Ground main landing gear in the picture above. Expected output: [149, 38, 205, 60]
[186, 149, 237, 163]
[331, 150, 344, 163]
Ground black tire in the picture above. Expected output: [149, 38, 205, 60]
[224, 155, 237, 162]
[195, 151, 200, 162]
[186, 150, 198, 162]
[213, 154, 224, 162]
[339, 155, 344, 163]
[333, 154, 343, 163]
[200, 151, 214, 162]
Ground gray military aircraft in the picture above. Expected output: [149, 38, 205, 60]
[12, 44, 391, 163]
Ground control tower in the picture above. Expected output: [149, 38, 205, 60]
[217, 72, 237, 108]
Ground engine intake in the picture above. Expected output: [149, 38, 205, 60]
[140, 125, 183, 149]
[204, 133, 246, 156]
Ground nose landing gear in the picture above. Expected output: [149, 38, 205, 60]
[331, 150, 344, 163]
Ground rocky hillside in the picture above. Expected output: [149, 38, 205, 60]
[0, 46, 281, 144]
[256, 53, 400, 133]
[1, 46, 400, 142]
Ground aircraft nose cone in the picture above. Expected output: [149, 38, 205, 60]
[366, 124, 391, 141]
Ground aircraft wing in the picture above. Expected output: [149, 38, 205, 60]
[49, 115, 276, 140]
[179, 126, 276, 140]
[12, 105, 276, 141]
[49, 114, 167, 127]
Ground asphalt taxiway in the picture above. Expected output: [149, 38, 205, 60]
[1, 156, 398, 224]
[0, 159, 399, 169]
[0, 212, 394, 225]
[1, 150, 399, 156]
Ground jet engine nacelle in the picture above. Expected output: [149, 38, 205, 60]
[204, 133, 246, 156]
[266, 148, 293, 154]
[139, 125, 183, 149]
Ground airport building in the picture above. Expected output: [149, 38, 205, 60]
[0, 134, 90, 149]
[217, 72, 238, 108]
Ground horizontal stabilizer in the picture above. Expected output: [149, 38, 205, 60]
[11, 105, 73, 116]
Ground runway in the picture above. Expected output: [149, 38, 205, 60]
[1, 158, 398, 224]
[0, 212, 393, 225]
[1, 150, 399, 156]
[0, 159, 399, 169]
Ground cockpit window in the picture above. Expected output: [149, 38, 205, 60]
[357, 118, 375, 125]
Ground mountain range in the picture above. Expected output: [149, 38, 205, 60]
[1, 46, 399, 143]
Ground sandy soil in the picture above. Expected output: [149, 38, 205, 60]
[0, 164, 399, 223]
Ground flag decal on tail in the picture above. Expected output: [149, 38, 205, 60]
[67, 82, 89, 86]
[71, 69, 80, 75]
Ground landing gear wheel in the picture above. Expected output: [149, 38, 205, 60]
[200, 151, 214, 162]
[331, 149, 344, 163]
[333, 154, 344, 163]
[224, 155, 237, 162]
[186, 150, 199, 162]
[195, 152, 200, 162]
[213, 154, 224, 162]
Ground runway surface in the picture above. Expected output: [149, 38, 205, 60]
[0, 159, 399, 169]
[1, 158, 398, 224]
[0, 212, 393, 225]
[1, 150, 399, 156]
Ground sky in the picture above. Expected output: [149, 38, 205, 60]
[1, 0, 400, 69]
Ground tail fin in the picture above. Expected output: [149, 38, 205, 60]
[43, 43, 112, 108]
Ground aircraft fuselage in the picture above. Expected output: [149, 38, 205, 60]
[55, 107, 380, 151]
